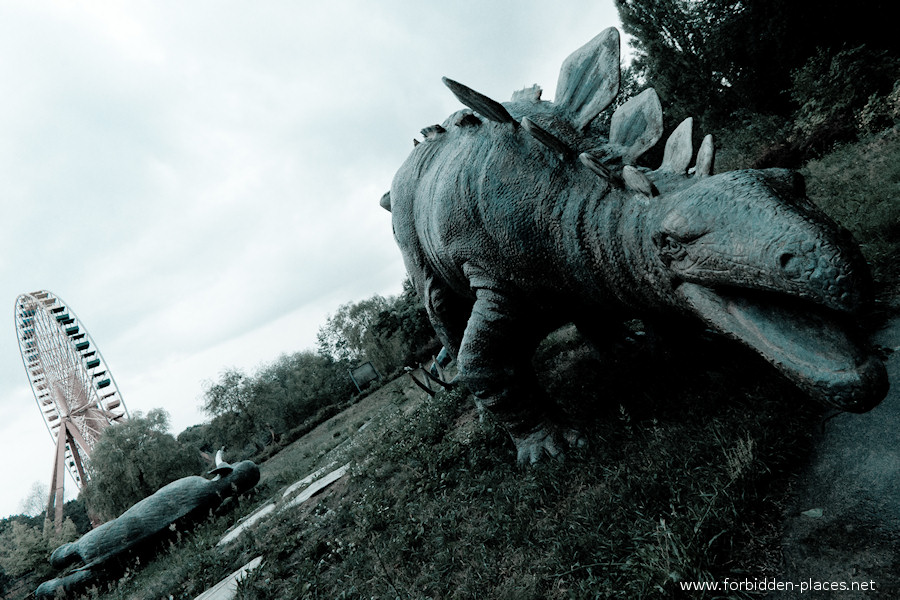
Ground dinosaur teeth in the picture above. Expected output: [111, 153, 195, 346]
[442, 76, 517, 126]
[521, 117, 573, 159]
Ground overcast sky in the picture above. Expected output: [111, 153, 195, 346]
[0, 0, 625, 519]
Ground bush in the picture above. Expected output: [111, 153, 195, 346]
[791, 45, 900, 138]
[858, 80, 900, 134]
[802, 128, 900, 290]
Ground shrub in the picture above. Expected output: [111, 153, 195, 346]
[802, 128, 900, 290]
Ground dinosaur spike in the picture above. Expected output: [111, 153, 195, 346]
[659, 117, 693, 173]
[511, 84, 542, 103]
[623, 165, 658, 197]
[579, 149, 612, 179]
[413, 138, 420, 147]
[555, 27, 621, 131]
[455, 112, 482, 127]
[443, 77, 516, 126]
[609, 89, 664, 164]
[380, 191, 392, 212]
[521, 117, 573, 158]
[421, 124, 446, 139]
[695, 134, 715, 177]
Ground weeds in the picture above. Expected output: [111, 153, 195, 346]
[231, 327, 820, 600]
[803, 127, 900, 292]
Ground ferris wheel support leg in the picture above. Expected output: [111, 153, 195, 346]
[47, 428, 69, 532]
[64, 421, 90, 486]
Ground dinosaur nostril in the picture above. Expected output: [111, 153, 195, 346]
[779, 253, 795, 271]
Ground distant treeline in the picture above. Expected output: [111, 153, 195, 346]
[178, 278, 439, 463]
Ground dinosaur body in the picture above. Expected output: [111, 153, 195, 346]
[384, 28, 888, 462]
[36, 457, 259, 598]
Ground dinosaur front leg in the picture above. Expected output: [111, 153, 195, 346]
[457, 287, 568, 463]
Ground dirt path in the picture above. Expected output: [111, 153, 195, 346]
[774, 315, 900, 598]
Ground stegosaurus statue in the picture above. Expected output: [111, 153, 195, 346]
[382, 28, 888, 463]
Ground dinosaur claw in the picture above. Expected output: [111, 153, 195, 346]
[512, 422, 583, 465]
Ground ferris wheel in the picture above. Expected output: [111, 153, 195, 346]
[15, 290, 128, 526]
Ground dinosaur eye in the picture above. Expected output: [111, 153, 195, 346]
[655, 233, 688, 263]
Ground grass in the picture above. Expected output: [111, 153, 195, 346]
[40, 325, 823, 600]
[230, 327, 821, 600]
[802, 127, 900, 294]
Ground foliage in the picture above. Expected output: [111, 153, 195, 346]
[317, 280, 438, 378]
[802, 128, 900, 290]
[712, 111, 792, 172]
[615, 0, 900, 136]
[81, 409, 205, 522]
[18, 481, 48, 517]
[790, 45, 900, 138]
[0, 516, 77, 580]
[317, 295, 392, 366]
[194, 351, 355, 460]
[858, 80, 900, 135]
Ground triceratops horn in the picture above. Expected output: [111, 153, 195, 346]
[208, 447, 233, 480]
[380, 191, 392, 212]
[695, 134, 715, 177]
[521, 117, 573, 159]
[442, 77, 517, 126]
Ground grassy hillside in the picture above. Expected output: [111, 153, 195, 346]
[802, 128, 900, 294]
[47, 325, 823, 600]
[232, 328, 823, 599]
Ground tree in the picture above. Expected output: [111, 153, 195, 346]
[81, 409, 205, 522]
[317, 295, 393, 367]
[791, 45, 900, 136]
[18, 481, 48, 518]
[615, 0, 900, 133]
[201, 367, 251, 416]
[197, 351, 355, 457]
[317, 281, 439, 376]
[0, 517, 76, 580]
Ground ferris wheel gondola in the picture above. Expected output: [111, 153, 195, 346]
[15, 290, 128, 527]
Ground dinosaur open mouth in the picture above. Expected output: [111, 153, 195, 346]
[677, 282, 888, 412]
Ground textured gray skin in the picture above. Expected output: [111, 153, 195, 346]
[384, 28, 889, 463]
[35, 460, 259, 598]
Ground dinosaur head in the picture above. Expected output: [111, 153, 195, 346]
[628, 167, 887, 412]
